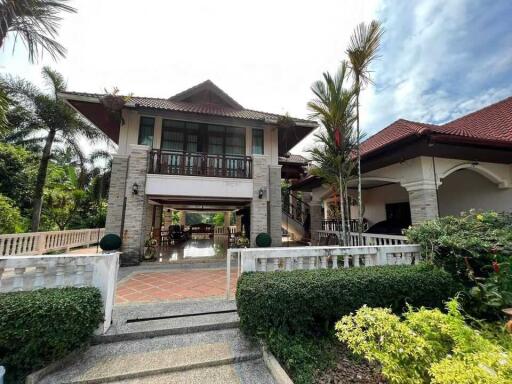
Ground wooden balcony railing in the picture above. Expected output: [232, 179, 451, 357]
[149, 150, 252, 179]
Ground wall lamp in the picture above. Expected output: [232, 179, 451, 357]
[258, 187, 266, 199]
[132, 182, 139, 195]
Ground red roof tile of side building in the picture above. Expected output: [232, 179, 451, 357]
[360, 96, 512, 158]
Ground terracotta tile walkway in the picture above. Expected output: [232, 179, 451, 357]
[116, 269, 238, 304]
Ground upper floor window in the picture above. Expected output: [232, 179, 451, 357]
[138, 117, 155, 147]
[252, 128, 264, 154]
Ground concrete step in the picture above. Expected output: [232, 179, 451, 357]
[40, 328, 267, 384]
[97, 299, 239, 343]
[109, 359, 275, 384]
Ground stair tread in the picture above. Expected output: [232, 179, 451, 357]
[40, 329, 259, 384]
[109, 359, 275, 384]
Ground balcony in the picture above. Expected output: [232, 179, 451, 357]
[148, 150, 252, 179]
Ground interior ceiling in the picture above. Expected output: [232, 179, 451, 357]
[148, 196, 250, 211]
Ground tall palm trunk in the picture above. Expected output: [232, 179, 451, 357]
[344, 183, 350, 245]
[31, 128, 56, 231]
[339, 172, 346, 246]
[355, 88, 363, 243]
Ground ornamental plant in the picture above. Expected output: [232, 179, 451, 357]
[335, 299, 512, 384]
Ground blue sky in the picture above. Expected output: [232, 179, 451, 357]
[1, 0, 511, 154]
[362, 0, 512, 135]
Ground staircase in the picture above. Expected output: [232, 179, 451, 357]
[38, 300, 275, 384]
[281, 190, 310, 242]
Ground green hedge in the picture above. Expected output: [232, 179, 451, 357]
[0, 287, 103, 382]
[236, 264, 460, 336]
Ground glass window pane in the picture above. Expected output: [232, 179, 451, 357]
[252, 129, 264, 155]
[161, 119, 185, 151]
[226, 127, 245, 155]
[138, 117, 154, 147]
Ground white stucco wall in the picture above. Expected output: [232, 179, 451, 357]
[117, 110, 280, 164]
[146, 174, 253, 199]
[362, 183, 410, 226]
[439, 169, 512, 215]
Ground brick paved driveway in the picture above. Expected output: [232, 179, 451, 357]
[116, 269, 238, 304]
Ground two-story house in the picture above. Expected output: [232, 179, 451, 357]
[60, 80, 316, 265]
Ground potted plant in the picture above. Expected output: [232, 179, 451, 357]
[143, 234, 158, 261]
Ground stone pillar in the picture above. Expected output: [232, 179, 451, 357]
[154, 205, 163, 229]
[310, 200, 322, 244]
[269, 164, 282, 247]
[120, 145, 150, 266]
[406, 186, 439, 225]
[179, 211, 186, 226]
[144, 202, 154, 239]
[224, 211, 231, 227]
[162, 208, 173, 229]
[105, 155, 129, 236]
[250, 155, 270, 247]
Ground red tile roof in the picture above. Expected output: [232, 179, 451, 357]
[60, 91, 314, 126]
[360, 96, 512, 157]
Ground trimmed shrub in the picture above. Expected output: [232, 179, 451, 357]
[100, 233, 122, 251]
[255, 232, 272, 247]
[0, 287, 103, 382]
[236, 264, 460, 336]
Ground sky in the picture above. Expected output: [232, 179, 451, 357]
[1, 0, 512, 155]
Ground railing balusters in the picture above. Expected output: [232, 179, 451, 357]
[13, 267, 26, 291]
[74, 264, 86, 287]
[33, 266, 46, 289]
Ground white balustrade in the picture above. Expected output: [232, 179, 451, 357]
[0, 228, 105, 256]
[0, 252, 119, 334]
[317, 230, 408, 246]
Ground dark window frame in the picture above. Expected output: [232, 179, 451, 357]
[138, 116, 155, 147]
[252, 128, 264, 155]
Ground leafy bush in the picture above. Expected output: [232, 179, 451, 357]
[405, 211, 512, 283]
[0, 287, 103, 382]
[236, 264, 459, 336]
[265, 330, 336, 384]
[255, 232, 272, 247]
[336, 299, 512, 384]
[0, 194, 23, 234]
[406, 211, 512, 318]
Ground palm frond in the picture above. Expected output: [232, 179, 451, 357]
[0, 0, 76, 62]
[346, 20, 384, 87]
[41, 66, 66, 95]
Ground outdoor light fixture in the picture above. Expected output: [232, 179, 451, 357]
[132, 183, 139, 195]
[471, 161, 479, 167]
[258, 187, 266, 199]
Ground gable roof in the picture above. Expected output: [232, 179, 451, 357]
[168, 79, 244, 110]
[360, 96, 512, 159]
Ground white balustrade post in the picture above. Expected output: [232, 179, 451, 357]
[272, 258, 279, 271]
[343, 255, 350, 268]
[285, 257, 292, 271]
[332, 255, 338, 269]
[241, 253, 256, 273]
[55, 262, 66, 288]
[308, 256, 316, 270]
[353, 255, 360, 267]
[36, 233, 46, 254]
[297, 256, 304, 270]
[74, 264, 86, 287]
[259, 258, 267, 272]
[320, 256, 328, 269]
[33, 266, 46, 289]
[364, 254, 372, 267]
[0, 267, 4, 289]
[13, 267, 26, 291]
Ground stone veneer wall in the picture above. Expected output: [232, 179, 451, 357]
[309, 201, 322, 244]
[120, 145, 150, 266]
[408, 188, 439, 225]
[104, 155, 128, 237]
[250, 155, 270, 247]
[269, 165, 282, 246]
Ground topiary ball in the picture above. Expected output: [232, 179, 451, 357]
[255, 232, 272, 247]
[99, 234, 122, 251]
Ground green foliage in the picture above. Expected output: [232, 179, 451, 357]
[265, 330, 336, 384]
[0, 194, 24, 233]
[0, 287, 103, 382]
[336, 299, 512, 384]
[212, 212, 225, 226]
[0, 142, 37, 214]
[236, 264, 459, 337]
[255, 232, 272, 247]
[405, 211, 512, 282]
[405, 211, 512, 319]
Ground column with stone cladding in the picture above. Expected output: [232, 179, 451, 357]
[250, 155, 270, 247]
[120, 145, 150, 266]
[105, 154, 128, 236]
[405, 184, 439, 225]
[309, 200, 322, 244]
[269, 164, 282, 246]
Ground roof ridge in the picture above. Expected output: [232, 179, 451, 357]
[443, 95, 512, 127]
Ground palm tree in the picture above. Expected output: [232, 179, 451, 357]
[2, 67, 107, 231]
[307, 62, 357, 245]
[346, 20, 383, 242]
[0, 0, 75, 62]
